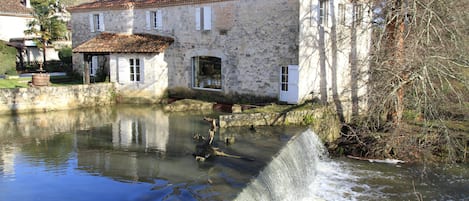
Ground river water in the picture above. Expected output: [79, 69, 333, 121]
[0, 105, 468, 201]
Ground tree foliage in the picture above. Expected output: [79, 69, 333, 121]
[24, 0, 67, 70]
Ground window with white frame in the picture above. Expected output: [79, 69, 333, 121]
[281, 66, 288, 91]
[192, 56, 221, 89]
[354, 4, 364, 26]
[89, 13, 104, 32]
[146, 10, 163, 31]
[338, 3, 346, 26]
[196, 6, 212, 31]
[319, 0, 329, 26]
[129, 58, 141, 82]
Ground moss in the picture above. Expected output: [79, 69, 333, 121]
[302, 114, 316, 125]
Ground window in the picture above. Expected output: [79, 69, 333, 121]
[319, 0, 329, 26]
[281, 66, 288, 91]
[354, 4, 364, 26]
[129, 58, 141, 82]
[146, 10, 163, 31]
[196, 6, 212, 31]
[89, 13, 104, 32]
[192, 56, 221, 90]
[338, 4, 346, 26]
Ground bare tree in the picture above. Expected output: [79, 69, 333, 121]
[367, 0, 469, 130]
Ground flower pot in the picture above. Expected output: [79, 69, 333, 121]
[32, 73, 50, 86]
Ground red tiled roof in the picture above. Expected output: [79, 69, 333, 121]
[68, 0, 233, 12]
[72, 32, 174, 53]
[0, 0, 32, 15]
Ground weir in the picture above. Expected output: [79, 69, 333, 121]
[234, 129, 353, 201]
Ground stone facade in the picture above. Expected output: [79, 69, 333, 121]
[0, 83, 115, 114]
[70, 0, 372, 117]
[71, 0, 299, 101]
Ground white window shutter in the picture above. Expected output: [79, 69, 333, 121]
[195, 7, 201, 30]
[203, 6, 211, 30]
[140, 58, 144, 83]
[91, 56, 98, 76]
[99, 13, 105, 31]
[89, 14, 95, 32]
[346, 4, 353, 26]
[145, 11, 151, 30]
[118, 57, 130, 83]
[156, 10, 163, 30]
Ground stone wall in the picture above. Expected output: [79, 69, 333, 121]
[219, 110, 319, 128]
[219, 107, 341, 143]
[0, 83, 115, 115]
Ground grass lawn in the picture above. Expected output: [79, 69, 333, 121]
[0, 78, 30, 88]
[0, 76, 83, 89]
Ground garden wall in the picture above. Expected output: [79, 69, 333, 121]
[219, 107, 342, 143]
[0, 83, 115, 115]
[219, 110, 318, 128]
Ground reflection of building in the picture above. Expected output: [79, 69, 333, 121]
[0, 147, 16, 177]
[77, 109, 171, 182]
[112, 110, 169, 152]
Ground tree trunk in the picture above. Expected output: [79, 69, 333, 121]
[385, 0, 406, 127]
[41, 40, 47, 72]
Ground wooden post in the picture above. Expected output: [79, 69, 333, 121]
[84, 62, 90, 84]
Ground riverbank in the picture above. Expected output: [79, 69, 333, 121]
[333, 121, 469, 164]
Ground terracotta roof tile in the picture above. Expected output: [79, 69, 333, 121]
[68, 0, 234, 12]
[0, 0, 32, 15]
[72, 32, 174, 53]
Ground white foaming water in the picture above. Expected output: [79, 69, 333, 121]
[234, 129, 371, 201]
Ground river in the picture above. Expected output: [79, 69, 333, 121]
[0, 105, 467, 201]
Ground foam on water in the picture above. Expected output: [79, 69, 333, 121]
[234, 129, 374, 201]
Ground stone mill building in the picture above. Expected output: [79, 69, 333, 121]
[69, 0, 372, 116]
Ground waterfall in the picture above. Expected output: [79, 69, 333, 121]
[235, 129, 355, 201]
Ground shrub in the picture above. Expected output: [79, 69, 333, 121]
[58, 47, 72, 64]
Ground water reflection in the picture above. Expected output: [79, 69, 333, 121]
[0, 105, 302, 201]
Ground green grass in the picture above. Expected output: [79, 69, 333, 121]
[0, 78, 30, 88]
[0, 75, 83, 89]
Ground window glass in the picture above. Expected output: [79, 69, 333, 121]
[192, 56, 221, 89]
[281, 66, 288, 91]
[319, 0, 329, 26]
[93, 14, 100, 30]
[130, 58, 141, 82]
